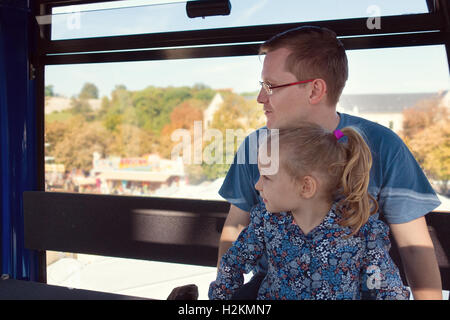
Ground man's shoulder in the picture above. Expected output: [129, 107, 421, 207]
[340, 113, 393, 135]
[243, 126, 269, 140]
[340, 113, 404, 149]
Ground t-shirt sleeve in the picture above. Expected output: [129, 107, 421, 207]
[218, 131, 261, 212]
[378, 136, 441, 224]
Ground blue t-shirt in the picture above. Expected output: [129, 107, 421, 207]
[219, 113, 441, 224]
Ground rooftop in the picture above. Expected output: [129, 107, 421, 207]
[337, 92, 443, 114]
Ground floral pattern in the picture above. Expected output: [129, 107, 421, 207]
[209, 204, 410, 300]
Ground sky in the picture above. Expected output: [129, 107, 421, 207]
[45, 0, 450, 98]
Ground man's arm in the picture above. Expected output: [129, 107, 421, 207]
[390, 216, 442, 300]
[360, 219, 410, 300]
[217, 204, 250, 269]
[210, 206, 265, 300]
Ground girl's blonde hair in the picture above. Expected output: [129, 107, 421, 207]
[273, 122, 378, 236]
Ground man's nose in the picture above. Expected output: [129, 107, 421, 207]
[257, 87, 268, 104]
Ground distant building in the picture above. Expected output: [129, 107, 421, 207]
[91, 152, 185, 195]
[439, 90, 450, 108]
[203, 93, 224, 130]
[337, 92, 444, 133]
[45, 96, 102, 114]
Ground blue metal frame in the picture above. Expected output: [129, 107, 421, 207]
[0, 0, 39, 281]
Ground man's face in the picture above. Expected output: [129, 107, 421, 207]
[257, 47, 312, 130]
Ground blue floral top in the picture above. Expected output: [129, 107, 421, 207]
[209, 204, 410, 300]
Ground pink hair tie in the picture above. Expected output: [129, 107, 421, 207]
[333, 129, 345, 141]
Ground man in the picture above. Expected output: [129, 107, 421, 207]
[217, 26, 442, 299]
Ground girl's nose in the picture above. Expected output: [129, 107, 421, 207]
[255, 176, 262, 191]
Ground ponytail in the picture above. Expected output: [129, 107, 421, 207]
[277, 122, 378, 237]
[334, 127, 378, 236]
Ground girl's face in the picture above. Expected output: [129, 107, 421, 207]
[255, 156, 302, 213]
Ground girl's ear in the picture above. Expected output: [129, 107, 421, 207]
[298, 175, 317, 199]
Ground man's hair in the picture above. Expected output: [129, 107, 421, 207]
[260, 26, 348, 106]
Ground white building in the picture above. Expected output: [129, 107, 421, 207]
[45, 96, 102, 114]
[337, 92, 445, 133]
[203, 93, 224, 130]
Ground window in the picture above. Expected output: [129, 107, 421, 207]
[45, 45, 449, 202]
[39, 0, 449, 299]
[45, 55, 265, 200]
[339, 45, 449, 212]
[49, 0, 429, 40]
[44, 44, 449, 298]
[44, 55, 265, 299]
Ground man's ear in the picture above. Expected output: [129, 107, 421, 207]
[298, 175, 317, 199]
[309, 79, 327, 105]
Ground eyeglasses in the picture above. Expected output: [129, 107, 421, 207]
[259, 79, 315, 95]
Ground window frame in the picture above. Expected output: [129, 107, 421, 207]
[33, 0, 450, 284]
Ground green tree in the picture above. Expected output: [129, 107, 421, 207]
[192, 83, 216, 103]
[407, 122, 450, 194]
[97, 96, 110, 119]
[401, 98, 448, 140]
[133, 86, 193, 134]
[69, 97, 94, 117]
[45, 85, 54, 97]
[200, 92, 263, 181]
[109, 124, 158, 157]
[45, 120, 69, 154]
[159, 99, 204, 159]
[103, 113, 123, 132]
[79, 82, 99, 99]
[101, 85, 132, 131]
[46, 116, 112, 171]
[210, 92, 264, 133]
[401, 97, 450, 194]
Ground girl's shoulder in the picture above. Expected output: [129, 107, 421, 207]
[356, 214, 391, 244]
[250, 203, 274, 223]
[250, 203, 267, 217]
[250, 204, 291, 225]
[330, 200, 388, 239]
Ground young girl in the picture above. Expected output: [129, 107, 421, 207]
[209, 122, 410, 300]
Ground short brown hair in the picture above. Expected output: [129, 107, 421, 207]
[260, 26, 348, 106]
